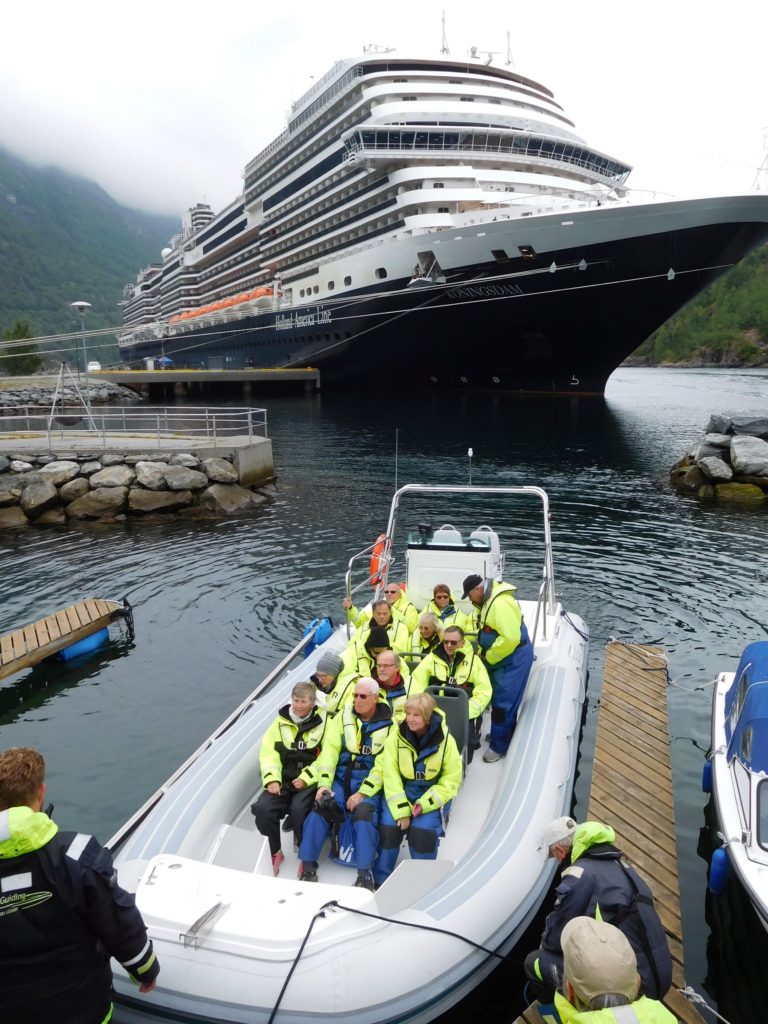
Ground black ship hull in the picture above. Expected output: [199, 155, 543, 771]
[120, 214, 768, 394]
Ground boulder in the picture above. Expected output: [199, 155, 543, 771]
[36, 455, 58, 465]
[714, 483, 766, 503]
[135, 461, 169, 490]
[0, 477, 23, 506]
[201, 457, 238, 484]
[678, 466, 706, 492]
[36, 507, 67, 525]
[89, 465, 136, 488]
[697, 485, 715, 499]
[163, 465, 208, 491]
[10, 460, 33, 472]
[127, 488, 193, 513]
[101, 452, 126, 466]
[732, 475, 768, 490]
[730, 436, 768, 476]
[19, 479, 60, 519]
[698, 457, 733, 482]
[706, 414, 732, 434]
[38, 460, 80, 486]
[0, 506, 28, 528]
[169, 453, 200, 468]
[694, 442, 724, 462]
[79, 461, 102, 476]
[199, 483, 255, 513]
[66, 486, 128, 519]
[0, 456, 9, 473]
[703, 433, 732, 449]
[59, 477, 90, 504]
[731, 416, 768, 438]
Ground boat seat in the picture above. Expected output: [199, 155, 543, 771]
[426, 684, 470, 764]
[207, 824, 268, 873]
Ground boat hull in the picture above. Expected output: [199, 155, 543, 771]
[120, 195, 768, 394]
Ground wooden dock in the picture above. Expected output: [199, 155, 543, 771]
[511, 640, 704, 1024]
[0, 598, 132, 681]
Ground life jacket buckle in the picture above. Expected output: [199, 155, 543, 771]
[415, 770, 427, 780]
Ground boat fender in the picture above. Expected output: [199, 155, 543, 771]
[369, 534, 387, 588]
[702, 760, 712, 794]
[302, 616, 334, 658]
[57, 627, 109, 662]
[708, 846, 730, 895]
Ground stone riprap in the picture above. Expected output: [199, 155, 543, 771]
[0, 450, 275, 528]
[670, 414, 768, 503]
[0, 381, 140, 414]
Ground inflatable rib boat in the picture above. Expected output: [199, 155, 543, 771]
[110, 485, 589, 1023]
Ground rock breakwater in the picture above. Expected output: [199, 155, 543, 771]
[0, 381, 140, 414]
[670, 415, 768, 503]
[0, 450, 274, 527]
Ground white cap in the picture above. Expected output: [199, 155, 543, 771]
[541, 816, 577, 851]
[562, 917, 639, 1005]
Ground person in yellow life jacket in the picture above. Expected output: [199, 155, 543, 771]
[421, 583, 471, 633]
[463, 573, 534, 762]
[345, 601, 411, 663]
[554, 917, 677, 1024]
[412, 611, 443, 657]
[337, 621, 400, 700]
[298, 678, 393, 890]
[0, 747, 160, 1024]
[342, 583, 418, 634]
[374, 693, 462, 886]
[252, 682, 326, 875]
[375, 650, 424, 722]
[411, 625, 492, 761]
[310, 651, 352, 717]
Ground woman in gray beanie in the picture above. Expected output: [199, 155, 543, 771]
[311, 651, 349, 716]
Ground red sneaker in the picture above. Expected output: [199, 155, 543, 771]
[271, 851, 285, 876]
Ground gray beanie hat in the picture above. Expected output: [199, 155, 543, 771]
[316, 652, 344, 678]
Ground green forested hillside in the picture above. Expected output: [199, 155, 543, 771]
[0, 147, 177, 365]
[631, 244, 768, 365]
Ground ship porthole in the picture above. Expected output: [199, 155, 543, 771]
[492, 376, 500, 384]
[430, 376, 438, 383]
[460, 376, 468, 383]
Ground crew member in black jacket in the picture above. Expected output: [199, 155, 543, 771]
[0, 747, 160, 1024]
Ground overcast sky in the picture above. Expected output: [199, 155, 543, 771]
[2, 1, 766, 222]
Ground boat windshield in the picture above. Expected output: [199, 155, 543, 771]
[758, 778, 768, 852]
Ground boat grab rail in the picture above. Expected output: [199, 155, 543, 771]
[383, 484, 557, 615]
[344, 538, 392, 638]
[106, 621, 322, 853]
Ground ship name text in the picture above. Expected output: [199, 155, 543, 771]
[446, 283, 524, 299]
[276, 308, 332, 331]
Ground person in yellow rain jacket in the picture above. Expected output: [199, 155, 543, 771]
[553, 917, 677, 1024]
[342, 583, 419, 634]
[411, 625, 492, 760]
[374, 692, 462, 886]
[252, 682, 326, 875]
[420, 583, 471, 633]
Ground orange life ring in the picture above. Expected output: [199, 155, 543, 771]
[369, 534, 387, 588]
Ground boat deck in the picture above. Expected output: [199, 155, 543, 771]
[512, 640, 704, 1024]
[0, 598, 130, 681]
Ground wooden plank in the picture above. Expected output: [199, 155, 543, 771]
[85, 599, 102, 623]
[22, 625, 39, 653]
[65, 606, 81, 632]
[0, 634, 14, 666]
[34, 619, 51, 648]
[73, 601, 93, 628]
[55, 610, 71, 636]
[44, 614, 61, 642]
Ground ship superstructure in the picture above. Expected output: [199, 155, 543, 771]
[119, 51, 768, 392]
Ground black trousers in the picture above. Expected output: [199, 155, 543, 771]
[253, 785, 317, 855]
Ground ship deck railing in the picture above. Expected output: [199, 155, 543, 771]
[0, 405, 268, 448]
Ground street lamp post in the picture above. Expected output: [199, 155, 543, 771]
[70, 300, 92, 407]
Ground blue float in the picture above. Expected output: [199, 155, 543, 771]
[709, 846, 731, 895]
[702, 760, 712, 793]
[57, 627, 109, 662]
[302, 617, 334, 658]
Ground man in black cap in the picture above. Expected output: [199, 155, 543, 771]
[462, 573, 534, 762]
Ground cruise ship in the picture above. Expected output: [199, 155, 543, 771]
[119, 49, 768, 393]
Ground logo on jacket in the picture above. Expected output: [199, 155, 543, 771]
[0, 890, 53, 917]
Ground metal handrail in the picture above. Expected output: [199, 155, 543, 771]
[344, 538, 391, 638]
[106, 622, 320, 853]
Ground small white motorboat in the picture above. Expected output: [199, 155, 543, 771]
[109, 484, 589, 1023]
[706, 640, 768, 931]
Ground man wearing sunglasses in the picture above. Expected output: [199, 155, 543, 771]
[297, 677, 393, 890]
[342, 582, 418, 635]
[411, 625, 492, 761]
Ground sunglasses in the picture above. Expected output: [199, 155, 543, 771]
[354, 692, 373, 699]
[444, 638, 461, 646]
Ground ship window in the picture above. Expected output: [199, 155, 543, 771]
[394, 78, 408, 82]
[375, 267, 387, 279]
[434, 182, 444, 188]
[313, 285, 319, 294]
[344, 276, 352, 286]
[449, 79, 464, 84]
[460, 97, 475, 102]
[492, 249, 510, 263]
[758, 780, 768, 850]
[402, 96, 417, 101]
[518, 245, 537, 259]
[742, 726, 753, 761]
[438, 207, 449, 213]
[328, 281, 335, 290]
[299, 289, 305, 297]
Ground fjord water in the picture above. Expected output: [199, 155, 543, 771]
[1, 367, 767, 1021]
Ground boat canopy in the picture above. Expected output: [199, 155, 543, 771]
[725, 640, 768, 771]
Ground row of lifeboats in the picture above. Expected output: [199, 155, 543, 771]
[169, 286, 275, 323]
